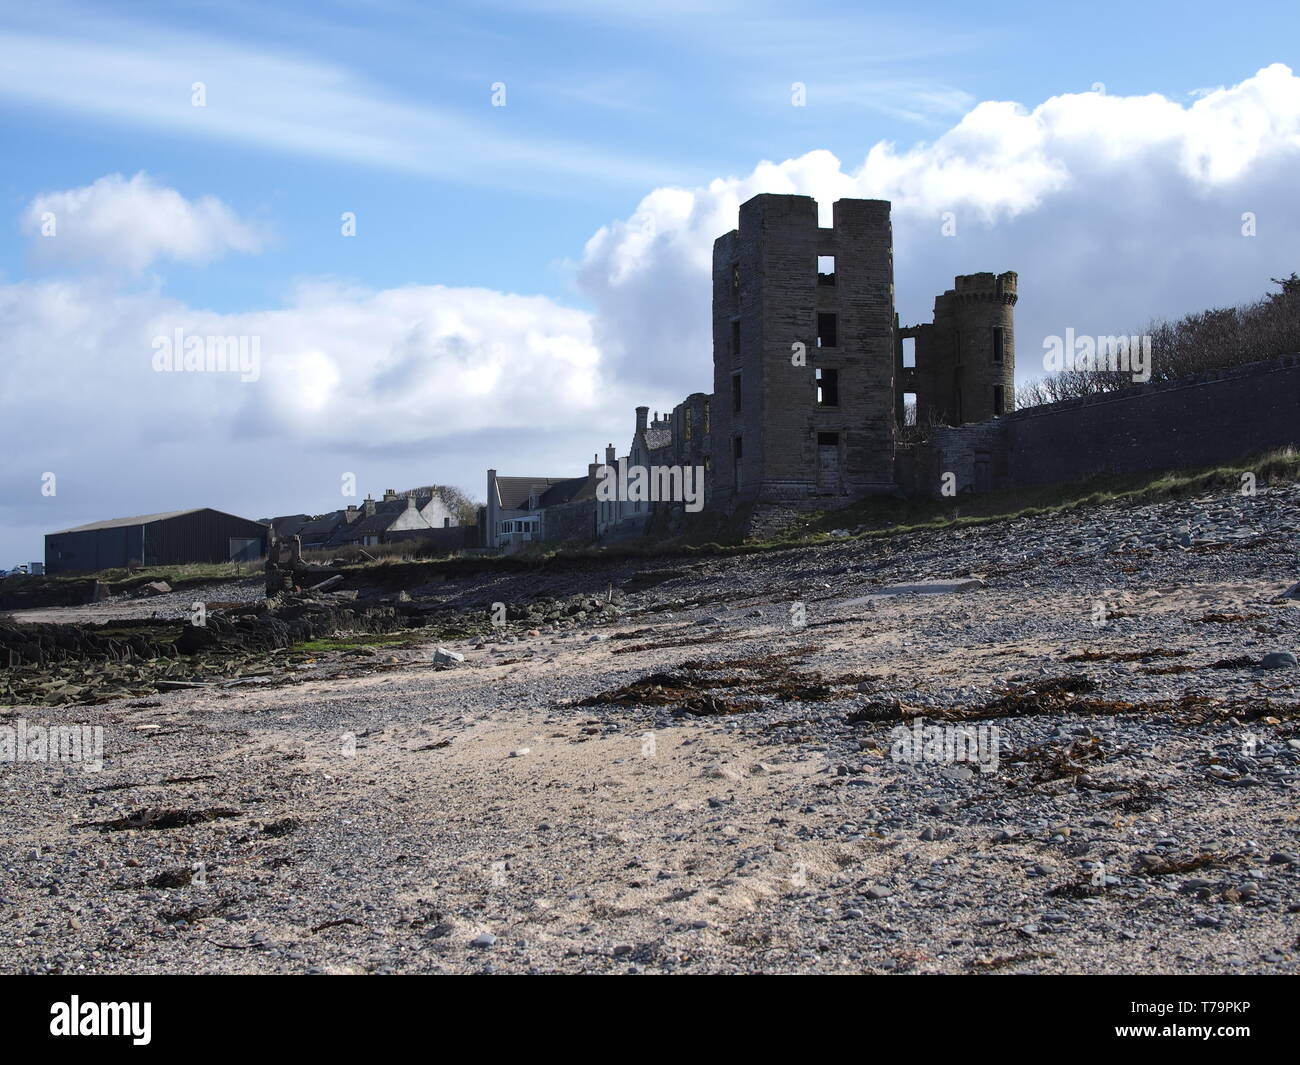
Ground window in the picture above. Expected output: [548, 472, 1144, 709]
[902, 336, 916, 369]
[816, 367, 839, 406]
[683, 408, 692, 439]
[702, 398, 710, 434]
[730, 319, 741, 359]
[903, 393, 918, 426]
[992, 326, 1005, 363]
[733, 435, 743, 460]
[817, 432, 839, 447]
[993, 384, 1005, 416]
[731, 262, 740, 296]
[732, 372, 742, 413]
[817, 312, 837, 348]
[817, 255, 836, 286]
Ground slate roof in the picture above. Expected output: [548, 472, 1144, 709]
[496, 476, 573, 510]
[266, 514, 311, 538]
[538, 476, 594, 507]
[297, 512, 349, 545]
[332, 500, 419, 542]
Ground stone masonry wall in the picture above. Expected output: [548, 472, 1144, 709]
[1005, 354, 1300, 486]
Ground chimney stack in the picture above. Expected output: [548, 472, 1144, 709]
[605, 443, 616, 465]
[635, 406, 648, 434]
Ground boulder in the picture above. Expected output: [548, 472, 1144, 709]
[1260, 651, 1298, 670]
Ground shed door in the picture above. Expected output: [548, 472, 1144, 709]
[228, 537, 261, 562]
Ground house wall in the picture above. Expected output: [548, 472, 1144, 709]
[541, 498, 596, 544]
[417, 495, 457, 528]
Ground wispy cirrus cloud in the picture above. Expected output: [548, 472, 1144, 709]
[0, 11, 676, 192]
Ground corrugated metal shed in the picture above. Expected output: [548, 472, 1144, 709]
[45, 508, 269, 574]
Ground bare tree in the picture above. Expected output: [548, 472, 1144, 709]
[1017, 274, 1300, 407]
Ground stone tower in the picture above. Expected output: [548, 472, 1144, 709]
[899, 271, 1017, 428]
[711, 194, 897, 509]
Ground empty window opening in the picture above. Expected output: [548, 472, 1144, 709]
[817, 312, 838, 348]
[993, 384, 1005, 416]
[902, 336, 916, 369]
[730, 318, 741, 359]
[817, 432, 839, 447]
[733, 435, 743, 460]
[903, 393, 918, 426]
[817, 255, 836, 286]
[731, 262, 740, 296]
[816, 367, 839, 406]
[992, 326, 1005, 363]
[732, 372, 742, 413]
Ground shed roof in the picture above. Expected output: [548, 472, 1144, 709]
[50, 508, 261, 535]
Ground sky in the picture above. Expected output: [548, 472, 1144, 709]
[2, 0, 1299, 565]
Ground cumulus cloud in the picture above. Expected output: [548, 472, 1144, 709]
[0, 272, 632, 551]
[21, 172, 263, 273]
[577, 63, 1300, 393]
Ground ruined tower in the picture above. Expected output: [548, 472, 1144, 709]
[898, 271, 1017, 428]
[711, 194, 897, 509]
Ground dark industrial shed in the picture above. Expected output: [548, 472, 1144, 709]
[44, 509, 269, 574]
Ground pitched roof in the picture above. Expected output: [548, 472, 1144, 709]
[266, 514, 311, 538]
[495, 476, 573, 510]
[297, 511, 348, 544]
[334, 500, 420, 540]
[538, 476, 593, 507]
[50, 508, 256, 535]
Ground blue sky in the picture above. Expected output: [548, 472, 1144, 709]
[2, 0, 1299, 564]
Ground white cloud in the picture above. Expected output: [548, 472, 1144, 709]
[0, 271, 631, 555]
[576, 64, 1300, 393]
[22, 173, 263, 274]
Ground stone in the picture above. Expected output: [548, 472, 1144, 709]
[433, 647, 465, 665]
[1260, 651, 1297, 670]
[470, 933, 497, 948]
